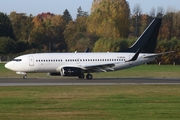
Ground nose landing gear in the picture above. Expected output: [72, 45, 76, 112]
[16, 72, 27, 79]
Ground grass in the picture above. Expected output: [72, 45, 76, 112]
[1, 63, 180, 78]
[95, 64, 180, 78]
[1, 63, 180, 119]
[0, 85, 180, 120]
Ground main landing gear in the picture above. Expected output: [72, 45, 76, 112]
[78, 73, 93, 79]
[23, 74, 27, 79]
[86, 74, 93, 79]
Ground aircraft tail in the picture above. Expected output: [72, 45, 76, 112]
[120, 18, 162, 53]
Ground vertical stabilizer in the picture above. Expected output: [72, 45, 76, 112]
[121, 18, 162, 53]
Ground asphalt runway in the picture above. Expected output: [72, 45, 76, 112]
[0, 77, 180, 86]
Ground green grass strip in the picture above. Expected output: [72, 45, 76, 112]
[0, 85, 180, 120]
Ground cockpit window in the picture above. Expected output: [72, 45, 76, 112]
[12, 59, 22, 62]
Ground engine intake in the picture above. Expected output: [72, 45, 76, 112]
[61, 67, 82, 76]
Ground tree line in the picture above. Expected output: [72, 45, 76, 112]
[0, 0, 180, 64]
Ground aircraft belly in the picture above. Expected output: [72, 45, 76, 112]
[113, 57, 155, 71]
[113, 62, 130, 70]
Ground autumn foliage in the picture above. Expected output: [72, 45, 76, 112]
[0, 0, 180, 64]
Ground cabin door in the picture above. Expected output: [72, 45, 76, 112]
[29, 56, 34, 66]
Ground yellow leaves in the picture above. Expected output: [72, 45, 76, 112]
[32, 13, 65, 29]
[51, 15, 65, 27]
[93, 37, 128, 52]
[32, 17, 43, 27]
[88, 0, 130, 39]
[30, 13, 67, 51]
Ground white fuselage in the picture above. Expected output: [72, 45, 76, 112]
[5, 52, 156, 74]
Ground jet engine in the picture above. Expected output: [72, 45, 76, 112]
[61, 67, 82, 76]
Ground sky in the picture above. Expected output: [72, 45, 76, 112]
[1, 0, 180, 19]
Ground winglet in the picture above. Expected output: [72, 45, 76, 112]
[126, 48, 141, 62]
[84, 48, 90, 53]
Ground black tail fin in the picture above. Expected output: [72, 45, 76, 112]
[121, 18, 162, 53]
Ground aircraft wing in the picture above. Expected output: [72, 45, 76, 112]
[82, 48, 141, 72]
[57, 63, 116, 73]
[58, 49, 141, 73]
[143, 51, 174, 58]
[82, 63, 116, 72]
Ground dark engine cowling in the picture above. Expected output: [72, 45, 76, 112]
[61, 67, 82, 76]
[49, 72, 61, 76]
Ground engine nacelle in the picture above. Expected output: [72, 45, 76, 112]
[49, 72, 61, 76]
[61, 67, 82, 76]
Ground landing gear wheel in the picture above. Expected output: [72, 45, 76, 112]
[86, 74, 93, 80]
[78, 74, 85, 79]
[23, 75, 27, 79]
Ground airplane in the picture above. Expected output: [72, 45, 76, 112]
[4, 18, 172, 79]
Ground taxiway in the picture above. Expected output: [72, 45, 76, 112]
[0, 78, 180, 86]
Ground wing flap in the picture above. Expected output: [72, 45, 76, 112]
[83, 63, 115, 72]
[57, 63, 116, 73]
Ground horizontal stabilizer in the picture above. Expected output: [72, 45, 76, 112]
[143, 51, 174, 58]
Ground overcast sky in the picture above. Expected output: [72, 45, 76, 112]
[1, 0, 180, 19]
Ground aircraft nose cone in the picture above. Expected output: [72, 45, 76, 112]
[5, 62, 11, 70]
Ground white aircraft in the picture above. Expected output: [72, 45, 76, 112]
[5, 18, 172, 79]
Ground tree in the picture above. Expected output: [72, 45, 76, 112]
[0, 12, 15, 39]
[133, 3, 142, 15]
[63, 20, 86, 51]
[132, 3, 142, 37]
[63, 9, 72, 24]
[93, 37, 129, 52]
[16, 41, 30, 53]
[87, 0, 130, 39]
[156, 6, 165, 18]
[155, 37, 180, 64]
[159, 12, 174, 40]
[0, 37, 17, 54]
[149, 7, 156, 18]
[91, 0, 102, 13]
[9, 12, 33, 41]
[30, 13, 66, 52]
[173, 11, 180, 38]
[64, 16, 97, 52]
[76, 6, 89, 19]
[139, 14, 153, 36]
